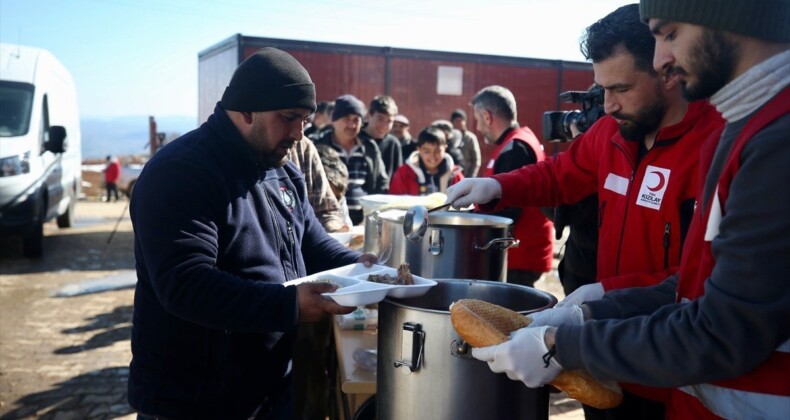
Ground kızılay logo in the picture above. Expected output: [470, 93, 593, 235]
[636, 166, 671, 210]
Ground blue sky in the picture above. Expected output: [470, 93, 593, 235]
[1, 0, 630, 119]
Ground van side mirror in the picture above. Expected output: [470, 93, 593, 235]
[46, 126, 68, 154]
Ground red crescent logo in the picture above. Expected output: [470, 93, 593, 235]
[647, 171, 666, 192]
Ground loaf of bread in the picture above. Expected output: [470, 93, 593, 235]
[449, 299, 623, 409]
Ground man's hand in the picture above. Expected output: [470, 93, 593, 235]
[472, 326, 561, 387]
[296, 282, 355, 322]
[555, 283, 604, 308]
[444, 178, 502, 209]
[527, 306, 584, 328]
[356, 253, 378, 267]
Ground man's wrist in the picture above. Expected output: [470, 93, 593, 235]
[544, 326, 557, 348]
[581, 304, 592, 321]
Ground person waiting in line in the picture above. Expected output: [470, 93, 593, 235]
[316, 144, 353, 227]
[103, 155, 121, 202]
[359, 95, 403, 178]
[313, 94, 389, 225]
[287, 136, 348, 232]
[451, 108, 482, 177]
[389, 126, 464, 196]
[127, 48, 378, 420]
[430, 119, 466, 172]
[445, 4, 725, 418]
[305, 100, 334, 140]
[391, 113, 415, 161]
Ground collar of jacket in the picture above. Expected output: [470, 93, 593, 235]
[652, 100, 710, 144]
[208, 102, 273, 178]
[494, 124, 521, 145]
[610, 100, 711, 150]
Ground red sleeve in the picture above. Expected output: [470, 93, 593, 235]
[389, 166, 415, 195]
[482, 119, 612, 213]
[450, 167, 464, 187]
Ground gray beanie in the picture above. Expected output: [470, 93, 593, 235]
[331, 95, 366, 121]
[640, 0, 790, 42]
[221, 48, 316, 113]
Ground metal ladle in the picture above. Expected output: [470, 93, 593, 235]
[403, 203, 453, 242]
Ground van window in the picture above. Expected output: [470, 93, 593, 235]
[0, 81, 34, 137]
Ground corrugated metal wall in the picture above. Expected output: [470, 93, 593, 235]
[228, 37, 594, 164]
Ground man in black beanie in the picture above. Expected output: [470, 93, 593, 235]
[635, 0, 790, 417]
[128, 47, 378, 419]
[314, 94, 389, 225]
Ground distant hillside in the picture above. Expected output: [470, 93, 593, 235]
[81, 115, 198, 160]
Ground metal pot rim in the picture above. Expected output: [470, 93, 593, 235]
[382, 278, 557, 314]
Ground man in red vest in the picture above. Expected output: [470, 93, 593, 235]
[448, 5, 723, 417]
[469, 85, 553, 287]
[453, 2, 790, 419]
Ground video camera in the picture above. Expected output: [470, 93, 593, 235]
[542, 85, 605, 142]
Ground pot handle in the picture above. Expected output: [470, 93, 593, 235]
[474, 237, 520, 251]
[393, 322, 425, 373]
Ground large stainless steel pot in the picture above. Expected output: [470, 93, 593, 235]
[377, 279, 557, 420]
[379, 211, 518, 281]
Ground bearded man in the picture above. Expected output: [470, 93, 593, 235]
[445, 5, 723, 417]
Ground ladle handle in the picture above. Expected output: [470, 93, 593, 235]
[427, 203, 453, 213]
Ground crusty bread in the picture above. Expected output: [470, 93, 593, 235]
[449, 299, 623, 409]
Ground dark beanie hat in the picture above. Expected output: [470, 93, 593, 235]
[331, 95, 366, 121]
[451, 109, 467, 121]
[640, 0, 790, 42]
[221, 48, 316, 113]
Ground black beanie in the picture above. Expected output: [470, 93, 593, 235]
[331, 95, 366, 121]
[221, 48, 316, 113]
[640, 0, 790, 42]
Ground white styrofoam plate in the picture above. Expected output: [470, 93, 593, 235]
[320, 281, 392, 306]
[358, 267, 438, 299]
[284, 263, 397, 306]
[283, 263, 386, 287]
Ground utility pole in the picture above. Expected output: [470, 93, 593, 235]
[148, 116, 157, 156]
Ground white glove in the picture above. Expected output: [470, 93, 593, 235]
[472, 325, 561, 388]
[444, 178, 502, 209]
[527, 306, 584, 328]
[555, 283, 605, 308]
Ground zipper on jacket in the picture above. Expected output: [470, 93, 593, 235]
[261, 183, 289, 279]
[613, 170, 636, 275]
[286, 221, 298, 270]
[598, 201, 607, 229]
[663, 222, 671, 269]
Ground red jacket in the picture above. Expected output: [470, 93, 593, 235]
[483, 126, 553, 273]
[105, 160, 121, 183]
[488, 101, 723, 289]
[389, 152, 464, 195]
[668, 88, 790, 420]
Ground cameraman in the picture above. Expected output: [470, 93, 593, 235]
[445, 4, 723, 418]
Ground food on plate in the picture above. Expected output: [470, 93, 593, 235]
[309, 278, 342, 290]
[397, 263, 414, 285]
[368, 263, 414, 285]
[449, 299, 623, 409]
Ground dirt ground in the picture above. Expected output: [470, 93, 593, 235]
[0, 200, 582, 419]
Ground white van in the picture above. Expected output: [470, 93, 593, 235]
[0, 43, 81, 257]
